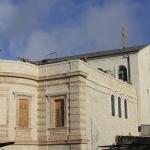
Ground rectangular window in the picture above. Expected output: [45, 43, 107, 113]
[18, 99, 29, 127]
[54, 99, 64, 127]
[118, 97, 122, 118]
[124, 99, 128, 119]
[111, 95, 115, 116]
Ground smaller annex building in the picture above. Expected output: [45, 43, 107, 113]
[0, 44, 149, 150]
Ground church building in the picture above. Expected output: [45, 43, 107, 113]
[0, 44, 149, 150]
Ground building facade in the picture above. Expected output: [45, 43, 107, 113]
[0, 44, 149, 150]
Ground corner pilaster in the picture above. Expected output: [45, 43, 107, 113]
[37, 86, 47, 142]
[68, 76, 88, 142]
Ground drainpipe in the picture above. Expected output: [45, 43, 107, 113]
[123, 53, 131, 84]
[67, 60, 72, 138]
[127, 53, 131, 84]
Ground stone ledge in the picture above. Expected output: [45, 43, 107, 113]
[70, 119, 86, 122]
[13, 139, 89, 145]
[70, 126, 86, 130]
[39, 71, 88, 82]
[38, 139, 89, 145]
[0, 72, 38, 81]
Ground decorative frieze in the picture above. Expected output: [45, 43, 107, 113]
[0, 77, 37, 87]
[38, 76, 86, 87]
[38, 79, 69, 87]
[48, 79, 69, 85]
[0, 72, 38, 81]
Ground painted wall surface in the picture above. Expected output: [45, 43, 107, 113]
[86, 49, 146, 127]
[0, 59, 139, 150]
[38, 60, 138, 150]
[78, 62, 138, 149]
[0, 61, 38, 150]
[138, 46, 150, 125]
[86, 45, 150, 128]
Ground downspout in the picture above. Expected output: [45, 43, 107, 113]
[68, 60, 72, 137]
[127, 53, 131, 84]
[68, 82, 71, 136]
[67, 60, 71, 150]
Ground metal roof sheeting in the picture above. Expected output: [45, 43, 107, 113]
[37, 44, 148, 65]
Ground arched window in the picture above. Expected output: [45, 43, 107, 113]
[119, 66, 127, 81]
[111, 95, 115, 116]
[118, 97, 122, 118]
[124, 99, 128, 119]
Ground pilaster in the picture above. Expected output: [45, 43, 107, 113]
[68, 76, 88, 142]
[37, 86, 47, 142]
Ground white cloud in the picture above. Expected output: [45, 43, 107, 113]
[21, 0, 135, 60]
[0, 0, 16, 32]
[0, 0, 150, 61]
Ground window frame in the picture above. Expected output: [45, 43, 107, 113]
[16, 95, 32, 129]
[118, 65, 128, 81]
[50, 95, 66, 128]
[18, 99, 29, 127]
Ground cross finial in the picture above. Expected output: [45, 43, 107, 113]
[121, 26, 126, 49]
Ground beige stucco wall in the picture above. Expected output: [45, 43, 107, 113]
[0, 60, 38, 149]
[88, 54, 128, 79]
[0, 60, 38, 77]
[38, 60, 138, 150]
[138, 45, 150, 125]
[0, 59, 138, 150]
[86, 50, 143, 127]
[78, 61, 138, 149]
[87, 51, 140, 86]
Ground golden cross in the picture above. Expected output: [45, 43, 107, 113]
[121, 26, 126, 48]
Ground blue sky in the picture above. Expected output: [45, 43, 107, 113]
[0, 0, 150, 61]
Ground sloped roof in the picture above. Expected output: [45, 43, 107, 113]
[37, 44, 148, 65]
